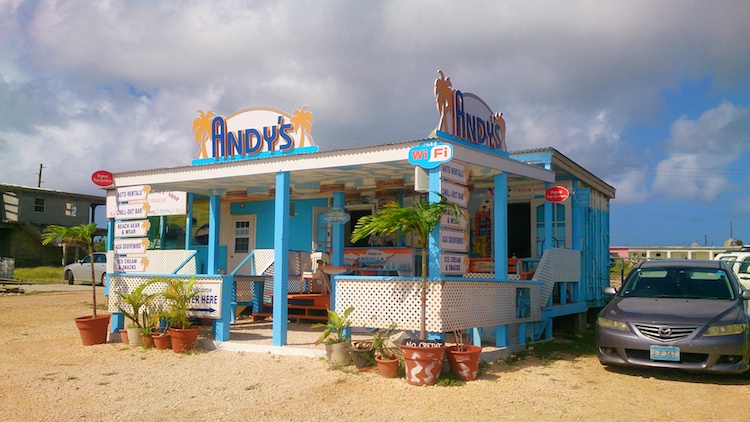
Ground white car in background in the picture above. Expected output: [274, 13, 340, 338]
[63, 252, 107, 285]
[714, 252, 750, 290]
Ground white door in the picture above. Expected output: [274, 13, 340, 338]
[228, 214, 256, 274]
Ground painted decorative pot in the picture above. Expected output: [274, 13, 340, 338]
[400, 343, 446, 386]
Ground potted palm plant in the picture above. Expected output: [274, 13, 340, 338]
[351, 193, 461, 385]
[42, 223, 110, 345]
[159, 276, 200, 353]
[115, 280, 156, 347]
[372, 323, 400, 378]
[312, 306, 354, 366]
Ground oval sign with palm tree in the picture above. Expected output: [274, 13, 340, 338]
[192, 106, 319, 164]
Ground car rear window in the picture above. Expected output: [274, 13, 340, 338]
[621, 267, 734, 300]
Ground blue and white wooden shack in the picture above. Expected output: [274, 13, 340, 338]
[104, 74, 615, 351]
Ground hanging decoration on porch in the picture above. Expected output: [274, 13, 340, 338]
[473, 200, 492, 258]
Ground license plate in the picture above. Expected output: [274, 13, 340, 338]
[650, 345, 680, 361]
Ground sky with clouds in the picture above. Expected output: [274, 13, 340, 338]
[1, 1, 749, 247]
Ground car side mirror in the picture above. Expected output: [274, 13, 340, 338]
[742, 290, 750, 300]
[603, 286, 617, 296]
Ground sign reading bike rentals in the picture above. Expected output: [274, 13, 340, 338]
[191, 106, 319, 165]
[106, 186, 187, 219]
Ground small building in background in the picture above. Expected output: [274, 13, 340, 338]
[0, 182, 105, 268]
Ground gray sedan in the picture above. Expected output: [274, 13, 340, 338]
[597, 260, 750, 374]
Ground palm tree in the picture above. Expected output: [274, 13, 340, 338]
[192, 109, 215, 159]
[434, 70, 454, 134]
[42, 223, 100, 317]
[291, 106, 313, 147]
[351, 194, 461, 341]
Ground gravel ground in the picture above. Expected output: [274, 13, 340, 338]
[1, 289, 750, 421]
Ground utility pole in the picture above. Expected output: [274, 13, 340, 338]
[37, 163, 44, 187]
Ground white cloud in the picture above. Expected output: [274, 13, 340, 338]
[652, 102, 750, 201]
[1, 0, 749, 201]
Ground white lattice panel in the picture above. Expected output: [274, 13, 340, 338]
[336, 277, 541, 333]
[535, 248, 581, 305]
[106, 250, 196, 274]
[107, 275, 222, 315]
[246, 249, 308, 276]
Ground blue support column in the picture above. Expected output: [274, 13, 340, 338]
[571, 181, 582, 251]
[471, 327, 482, 347]
[106, 218, 123, 332]
[496, 324, 509, 347]
[544, 161, 553, 251]
[159, 216, 166, 249]
[207, 193, 221, 274]
[105, 219, 114, 296]
[213, 275, 232, 341]
[544, 182, 553, 251]
[331, 191, 345, 308]
[518, 322, 527, 345]
[252, 282, 264, 314]
[493, 173, 508, 278]
[427, 167, 441, 277]
[272, 172, 290, 346]
[185, 193, 194, 251]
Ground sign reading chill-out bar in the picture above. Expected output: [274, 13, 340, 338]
[440, 180, 469, 208]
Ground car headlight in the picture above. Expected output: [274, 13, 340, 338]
[598, 317, 629, 332]
[703, 324, 746, 337]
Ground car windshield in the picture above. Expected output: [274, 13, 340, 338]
[620, 267, 735, 300]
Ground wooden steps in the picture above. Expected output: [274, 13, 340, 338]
[251, 293, 330, 324]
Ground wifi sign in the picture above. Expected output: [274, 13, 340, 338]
[408, 142, 453, 169]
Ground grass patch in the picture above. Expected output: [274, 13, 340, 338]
[13, 267, 64, 284]
[436, 372, 466, 387]
[530, 329, 597, 361]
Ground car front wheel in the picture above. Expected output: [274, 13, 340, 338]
[65, 271, 74, 285]
[99, 273, 106, 286]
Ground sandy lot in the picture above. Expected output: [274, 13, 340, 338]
[1, 288, 749, 421]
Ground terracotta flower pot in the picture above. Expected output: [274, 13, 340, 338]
[140, 332, 155, 348]
[74, 314, 110, 346]
[152, 332, 172, 350]
[119, 329, 128, 344]
[446, 345, 482, 381]
[375, 355, 399, 378]
[170, 327, 200, 353]
[400, 343, 446, 386]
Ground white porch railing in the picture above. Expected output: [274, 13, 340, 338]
[335, 277, 542, 333]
